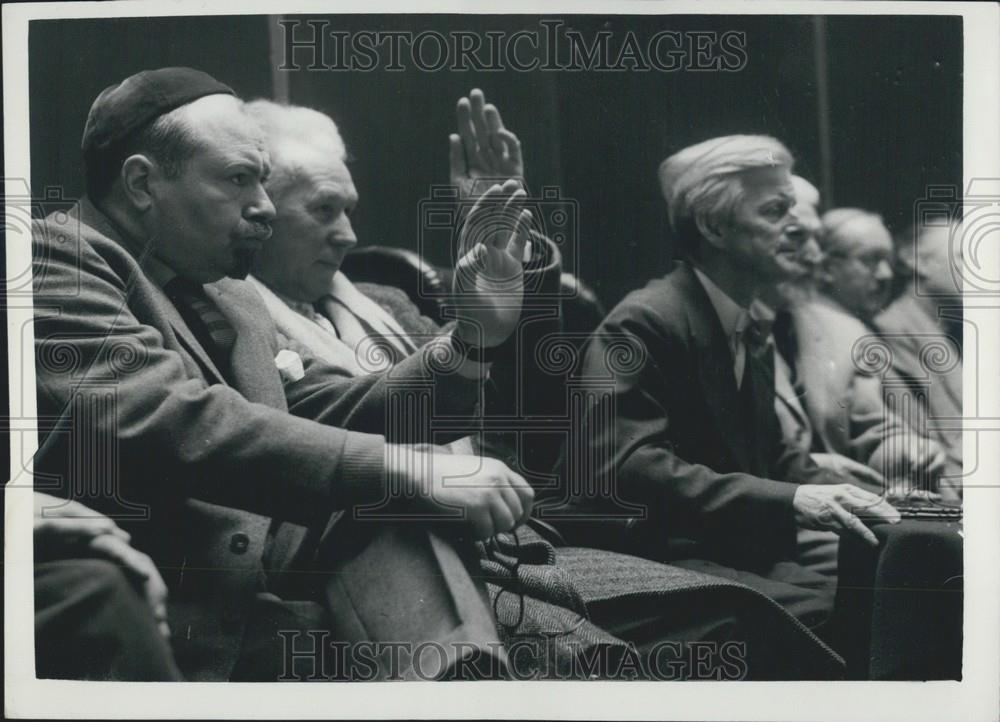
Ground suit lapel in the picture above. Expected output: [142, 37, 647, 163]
[144, 282, 229, 385]
[74, 200, 230, 387]
[208, 282, 288, 410]
[774, 353, 810, 430]
[675, 264, 752, 469]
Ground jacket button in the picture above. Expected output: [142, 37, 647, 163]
[229, 532, 250, 554]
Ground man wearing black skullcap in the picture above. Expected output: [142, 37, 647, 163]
[31, 67, 539, 681]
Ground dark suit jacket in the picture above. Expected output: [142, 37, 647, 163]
[31, 199, 479, 680]
[561, 262, 843, 568]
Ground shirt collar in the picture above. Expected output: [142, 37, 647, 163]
[693, 266, 750, 339]
[749, 297, 776, 325]
[250, 275, 318, 319]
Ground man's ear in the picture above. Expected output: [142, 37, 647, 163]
[120, 154, 155, 211]
[695, 213, 727, 251]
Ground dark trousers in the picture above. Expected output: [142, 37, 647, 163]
[35, 559, 183, 681]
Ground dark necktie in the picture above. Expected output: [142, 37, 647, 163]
[164, 277, 237, 376]
[739, 316, 776, 475]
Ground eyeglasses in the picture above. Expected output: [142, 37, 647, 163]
[481, 529, 589, 639]
[827, 250, 893, 273]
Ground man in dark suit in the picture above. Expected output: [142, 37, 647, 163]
[32, 67, 537, 681]
[560, 135, 901, 628]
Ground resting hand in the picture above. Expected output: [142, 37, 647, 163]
[450, 88, 524, 201]
[391, 449, 535, 540]
[792, 484, 900, 547]
[34, 492, 131, 550]
[33, 492, 170, 638]
[881, 438, 948, 498]
[453, 180, 531, 349]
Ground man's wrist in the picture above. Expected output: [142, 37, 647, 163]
[449, 331, 492, 379]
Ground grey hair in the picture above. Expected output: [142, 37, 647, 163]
[819, 208, 887, 254]
[657, 135, 793, 255]
[244, 99, 349, 199]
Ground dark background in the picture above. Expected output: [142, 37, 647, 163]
[27, 14, 962, 309]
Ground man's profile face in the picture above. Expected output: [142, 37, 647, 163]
[771, 178, 823, 306]
[915, 224, 963, 298]
[146, 95, 275, 283]
[720, 165, 801, 282]
[822, 216, 894, 320]
[253, 150, 359, 303]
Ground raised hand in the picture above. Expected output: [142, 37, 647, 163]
[450, 88, 524, 202]
[453, 180, 532, 349]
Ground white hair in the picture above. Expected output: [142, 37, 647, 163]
[819, 207, 887, 254]
[658, 135, 794, 253]
[790, 175, 820, 209]
[245, 99, 348, 198]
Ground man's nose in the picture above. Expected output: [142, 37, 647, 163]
[247, 184, 276, 223]
[874, 259, 894, 281]
[330, 218, 357, 248]
[799, 237, 823, 267]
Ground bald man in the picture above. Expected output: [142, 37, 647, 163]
[790, 209, 949, 497]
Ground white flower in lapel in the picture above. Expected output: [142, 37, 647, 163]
[275, 349, 305, 383]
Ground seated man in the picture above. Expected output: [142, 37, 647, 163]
[752, 176, 884, 579]
[34, 492, 182, 680]
[244, 91, 564, 471]
[791, 208, 949, 496]
[558, 135, 901, 630]
[873, 220, 962, 497]
[32, 67, 536, 682]
[242, 98, 847, 678]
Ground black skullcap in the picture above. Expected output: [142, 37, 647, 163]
[81, 67, 235, 153]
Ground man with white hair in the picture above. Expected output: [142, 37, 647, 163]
[244, 91, 550, 375]
[564, 136, 901, 628]
[243, 103, 854, 678]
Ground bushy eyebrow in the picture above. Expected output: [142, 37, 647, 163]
[759, 192, 794, 208]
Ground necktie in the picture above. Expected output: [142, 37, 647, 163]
[739, 315, 776, 475]
[742, 315, 774, 365]
[316, 296, 414, 366]
[164, 277, 237, 374]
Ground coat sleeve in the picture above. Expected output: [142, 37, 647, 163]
[578, 307, 799, 560]
[31, 223, 429, 526]
[279, 329, 482, 440]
